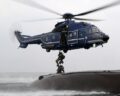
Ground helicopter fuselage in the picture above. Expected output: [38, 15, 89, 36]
[15, 21, 109, 53]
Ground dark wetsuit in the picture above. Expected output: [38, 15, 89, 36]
[56, 52, 65, 65]
[60, 31, 68, 46]
[57, 65, 64, 74]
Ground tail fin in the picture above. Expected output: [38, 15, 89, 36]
[15, 31, 28, 48]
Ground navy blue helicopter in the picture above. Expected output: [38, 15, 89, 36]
[14, 0, 120, 53]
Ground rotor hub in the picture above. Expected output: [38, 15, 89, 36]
[63, 13, 74, 20]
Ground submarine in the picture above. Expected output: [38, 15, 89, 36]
[32, 70, 120, 94]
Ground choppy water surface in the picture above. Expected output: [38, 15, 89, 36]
[0, 73, 119, 96]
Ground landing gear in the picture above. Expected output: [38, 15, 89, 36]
[46, 49, 51, 52]
[84, 46, 90, 49]
[63, 49, 68, 53]
[56, 51, 65, 74]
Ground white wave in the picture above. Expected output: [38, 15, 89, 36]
[0, 72, 44, 83]
[0, 91, 110, 96]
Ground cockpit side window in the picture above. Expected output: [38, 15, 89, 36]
[79, 28, 87, 34]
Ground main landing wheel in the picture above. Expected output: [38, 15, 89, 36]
[63, 49, 68, 53]
[46, 49, 51, 52]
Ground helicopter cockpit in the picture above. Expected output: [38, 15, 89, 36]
[78, 22, 101, 34]
[91, 26, 100, 33]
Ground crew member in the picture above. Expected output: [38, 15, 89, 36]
[60, 25, 68, 46]
[56, 52, 65, 66]
[57, 64, 64, 74]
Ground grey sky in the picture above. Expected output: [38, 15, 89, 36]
[0, 0, 120, 73]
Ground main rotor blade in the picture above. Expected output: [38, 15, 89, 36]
[74, 0, 120, 16]
[13, 0, 62, 16]
[22, 17, 62, 22]
[74, 18, 102, 21]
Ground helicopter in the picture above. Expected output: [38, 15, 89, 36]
[14, 0, 120, 53]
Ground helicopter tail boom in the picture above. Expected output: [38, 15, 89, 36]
[15, 31, 42, 48]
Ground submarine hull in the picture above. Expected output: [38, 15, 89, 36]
[32, 71, 120, 93]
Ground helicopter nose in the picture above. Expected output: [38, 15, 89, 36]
[103, 35, 109, 42]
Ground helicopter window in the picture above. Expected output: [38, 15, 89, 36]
[80, 27, 93, 34]
[88, 28, 92, 33]
[79, 31, 83, 37]
[73, 32, 77, 36]
[92, 26, 100, 33]
[45, 37, 49, 42]
[80, 28, 86, 33]
[69, 31, 77, 39]
[69, 33, 72, 38]
[52, 35, 56, 40]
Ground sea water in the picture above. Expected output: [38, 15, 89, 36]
[0, 73, 118, 96]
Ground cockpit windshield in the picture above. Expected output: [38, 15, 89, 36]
[92, 26, 100, 33]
